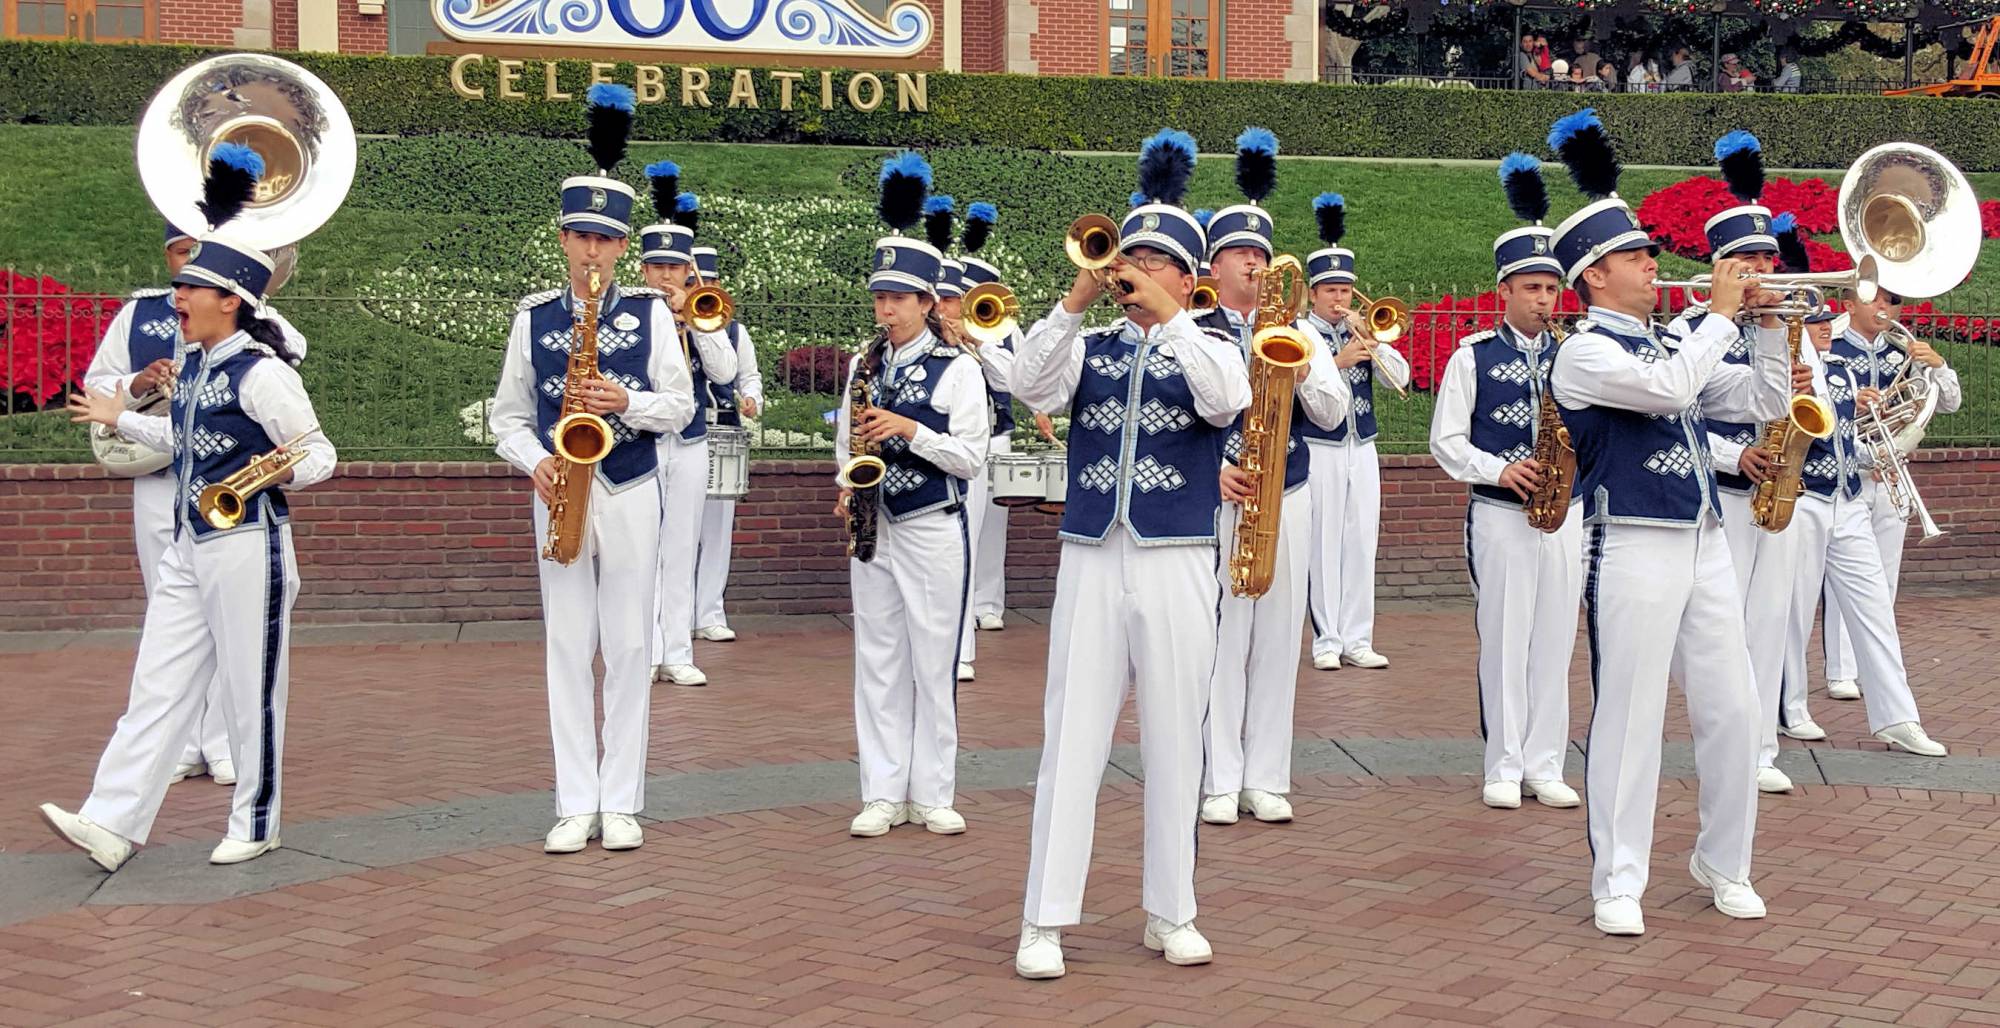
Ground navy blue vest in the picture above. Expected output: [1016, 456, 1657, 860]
[867, 334, 969, 521]
[1553, 317, 1722, 527]
[169, 336, 286, 541]
[1689, 314, 1760, 494]
[1301, 313, 1379, 444]
[1061, 318, 1231, 546]
[1465, 325, 1556, 508]
[522, 285, 661, 488]
[122, 289, 180, 371]
[1831, 327, 1908, 392]
[1201, 308, 1308, 493]
[704, 321, 747, 428]
[987, 326, 1019, 438]
[1801, 353, 1864, 501]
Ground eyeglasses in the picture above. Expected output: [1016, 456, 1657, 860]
[1123, 253, 1180, 272]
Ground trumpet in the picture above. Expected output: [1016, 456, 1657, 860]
[962, 282, 1019, 348]
[1653, 257, 1880, 318]
[1190, 275, 1220, 310]
[684, 283, 734, 333]
[1342, 290, 1409, 398]
[1065, 214, 1133, 301]
[196, 426, 323, 531]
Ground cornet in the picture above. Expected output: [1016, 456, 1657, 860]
[962, 282, 1019, 347]
[1065, 214, 1133, 302]
[1342, 290, 1409, 397]
[1190, 275, 1220, 310]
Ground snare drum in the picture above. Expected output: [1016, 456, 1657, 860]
[706, 426, 750, 499]
[987, 451, 1046, 507]
[1035, 451, 1067, 515]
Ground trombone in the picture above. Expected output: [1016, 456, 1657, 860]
[1342, 290, 1410, 397]
[684, 283, 734, 333]
[963, 282, 1019, 348]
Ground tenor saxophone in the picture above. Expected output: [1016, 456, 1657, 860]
[838, 329, 889, 563]
[1749, 313, 1834, 533]
[542, 269, 615, 565]
[1229, 255, 1314, 599]
[1524, 315, 1578, 533]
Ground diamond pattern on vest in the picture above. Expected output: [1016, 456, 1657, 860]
[1076, 455, 1119, 494]
[195, 375, 235, 411]
[1136, 398, 1192, 435]
[1644, 444, 1696, 478]
[1086, 352, 1135, 379]
[1076, 397, 1125, 433]
[138, 317, 177, 340]
[1487, 357, 1531, 385]
[189, 425, 237, 460]
[1143, 351, 1184, 380]
[1130, 455, 1186, 492]
[1497, 442, 1533, 465]
[882, 464, 928, 496]
[1490, 398, 1534, 429]
[1803, 453, 1840, 480]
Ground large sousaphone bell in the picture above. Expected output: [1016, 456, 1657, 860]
[1838, 142, 1980, 301]
[137, 53, 356, 293]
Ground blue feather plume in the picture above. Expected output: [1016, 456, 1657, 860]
[645, 160, 680, 220]
[1234, 126, 1278, 204]
[1547, 108, 1620, 200]
[1714, 130, 1765, 203]
[924, 194, 956, 252]
[198, 142, 264, 230]
[1130, 191, 1146, 208]
[877, 151, 931, 232]
[583, 84, 635, 174]
[1135, 128, 1197, 206]
[1498, 152, 1549, 224]
[1193, 208, 1214, 229]
[672, 191, 699, 234]
[962, 201, 996, 253]
[1313, 192, 1345, 246]
[1774, 212, 1809, 274]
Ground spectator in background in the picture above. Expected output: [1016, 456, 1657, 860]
[1717, 52, 1748, 92]
[1519, 33, 1551, 88]
[1665, 46, 1696, 91]
[1597, 59, 1619, 92]
[1625, 51, 1656, 92]
[1571, 38, 1601, 80]
[1551, 59, 1571, 90]
[1773, 48, 1802, 93]
[1570, 62, 1600, 92]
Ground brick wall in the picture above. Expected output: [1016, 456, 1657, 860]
[1029, 0, 1098, 75]
[339, 0, 387, 52]
[274, 0, 295, 48]
[159, 0, 241, 44]
[7, 452, 2000, 632]
[962, 0, 1006, 73]
[1223, 0, 1291, 80]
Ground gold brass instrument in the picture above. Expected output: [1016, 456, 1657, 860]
[1190, 276, 1220, 310]
[960, 281, 1020, 363]
[1525, 315, 1578, 533]
[1343, 290, 1410, 397]
[542, 269, 615, 565]
[1228, 255, 1314, 599]
[196, 426, 321, 530]
[685, 283, 734, 333]
[1748, 314, 1835, 533]
[1065, 214, 1133, 302]
[839, 330, 890, 563]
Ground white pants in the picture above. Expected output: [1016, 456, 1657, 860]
[1024, 530, 1221, 928]
[1466, 500, 1581, 785]
[652, 436, 708, 667]
[1734, 497, 1812, 770]
[1785, 492, 1921, 736]
[81, 522, 299, 845]
[1582, 518, 1758, 902]
[131, 473, 231, 768]
[958, 436, 1010, 664]
[538, 477, 662, 818]
[1305, 439, 1379, 658]
[1823, 475, 1907, 683]
[1716, 489, 1759, 591]
[971, 437, 1012, 620]
[1204, 489, 1311, 797]
[852, 506, 970, 808]
[692, 496, 734, 632]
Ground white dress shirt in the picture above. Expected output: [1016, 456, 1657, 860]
[1430, 320, 1550, 488]
[115, 333, 337, 489]
[1013, 305, 1251, 428]
[833, 328, 990, 482]
[1552, 306, 1788, 424]
[729, 321, 764, 409]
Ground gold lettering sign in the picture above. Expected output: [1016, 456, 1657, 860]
[443, 58, 927, 114]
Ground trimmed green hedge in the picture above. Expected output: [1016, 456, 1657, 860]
[5, 39, 2000, 170]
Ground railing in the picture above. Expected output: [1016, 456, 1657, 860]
[1327, 64, 1948, 96]
[8, 283, 2000, 461]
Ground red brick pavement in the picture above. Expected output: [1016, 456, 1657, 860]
[5, 595, 1998, 853]
[1, 779, 1998, 1025]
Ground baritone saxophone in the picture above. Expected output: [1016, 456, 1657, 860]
[1228, 255, 1314, 599]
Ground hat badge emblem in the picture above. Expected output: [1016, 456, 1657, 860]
[588, 188, 608, 212]
[1752, 214, 1767, 233]
[1532, 236, 1549, 255]
[1140, 213, 1160, 232]
[187, 242, 203, 260]
[879, 249, 896, 269]
[1246, 214, 1261, 232]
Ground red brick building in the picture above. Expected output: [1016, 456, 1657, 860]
[1, 0, 1322, 81]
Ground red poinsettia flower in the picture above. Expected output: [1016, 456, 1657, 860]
[3, 271, 119, 408]
[1980, 199, 2000, 240]
[1634, 176, 1841, 262]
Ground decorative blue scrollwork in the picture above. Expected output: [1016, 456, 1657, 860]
[776, 0, 927, 48]
[440, 0, 605, 35]
[437, 0, 926, 47]
[689, 0, 766, 40]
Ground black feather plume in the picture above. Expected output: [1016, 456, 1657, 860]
[1547, 109, 1621, 200]
[962, 201, 995, 254]
[1498, 153, 1549, 225]
[1312, 193, 1345, 246]
[1774, 213, 1810, 274]
[877, 151, 932, 233]
[583, 84, 636, 175]
[672, 192, 699, 235]
[924, 195, 955, 252]
[645, 161, 679, 221]
[1234, 127, 1278, 204]
[1135, 129, 1197, 206]
[197, 143, 263, 230]
[1714, 130, 1765, 203]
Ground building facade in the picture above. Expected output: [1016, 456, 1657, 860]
[0, 0, 1321, 81]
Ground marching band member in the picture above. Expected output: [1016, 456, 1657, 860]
[959, 202, 1029, 635]
[927, 196, 992, 684]
[1427, 154, 1581, 812]
[837, 153, 988, 838]
[1776, 296, 1949, 756]
[690, 243, 762, 643]
[1197, 128, 1349, 828]
[490, 86, 695, 854]
[640, 164, 739, 687]
[46, 144, 336, 870]
[1543, 110, 1785, 936]
[1820, 288, 1962, 703]
[1300, 194, 1408, 671]
[1014, 129, 1250, 978]
[81, 223, 301, 789]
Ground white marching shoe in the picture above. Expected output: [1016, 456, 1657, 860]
[600, 813, 644, 850]
[38, 804, 133, 872]
[1690, 853, 1766, 919]
[209, 759, 237, 786]
[169, 761, 206, 783]
[1756, 766, 1795, 794]
[1239, 789, 1293, 823]
[1827, 678, 1861, 701]
[1593, 896, 1645, 936]
[693, 624, 737, 642]
[210, 836, 281, 865]
[1015, 922, 1065, 979]
[956, 662, 975, 682]
[1199, 793, 1240, 825]
[1523, 779, 1580, 808]
[1779, 720, 1827, 741]
[544, 814, 600, 854]
[1142, 917, 1212, 966]
[907, 803, 966, 835]
[1342, 647, 1390, 669]
[1876, 722, 1948, 757]
[1481, 781, 1521, 809]
[1311, 651, 1341, 671]
[975, 612, 1005, 632]
[848, 799, 908, 837]
[658, 663, 708, 687]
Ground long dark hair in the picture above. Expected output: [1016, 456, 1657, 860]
[234, 302, 300, 366]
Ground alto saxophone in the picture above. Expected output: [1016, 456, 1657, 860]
[1525, 315, 1578, 533]
[1749, 313, 1834, 533]
[838, 329, 889, 563]
[1229, 255, 1315, 599]
[542, 268, 615, 565]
